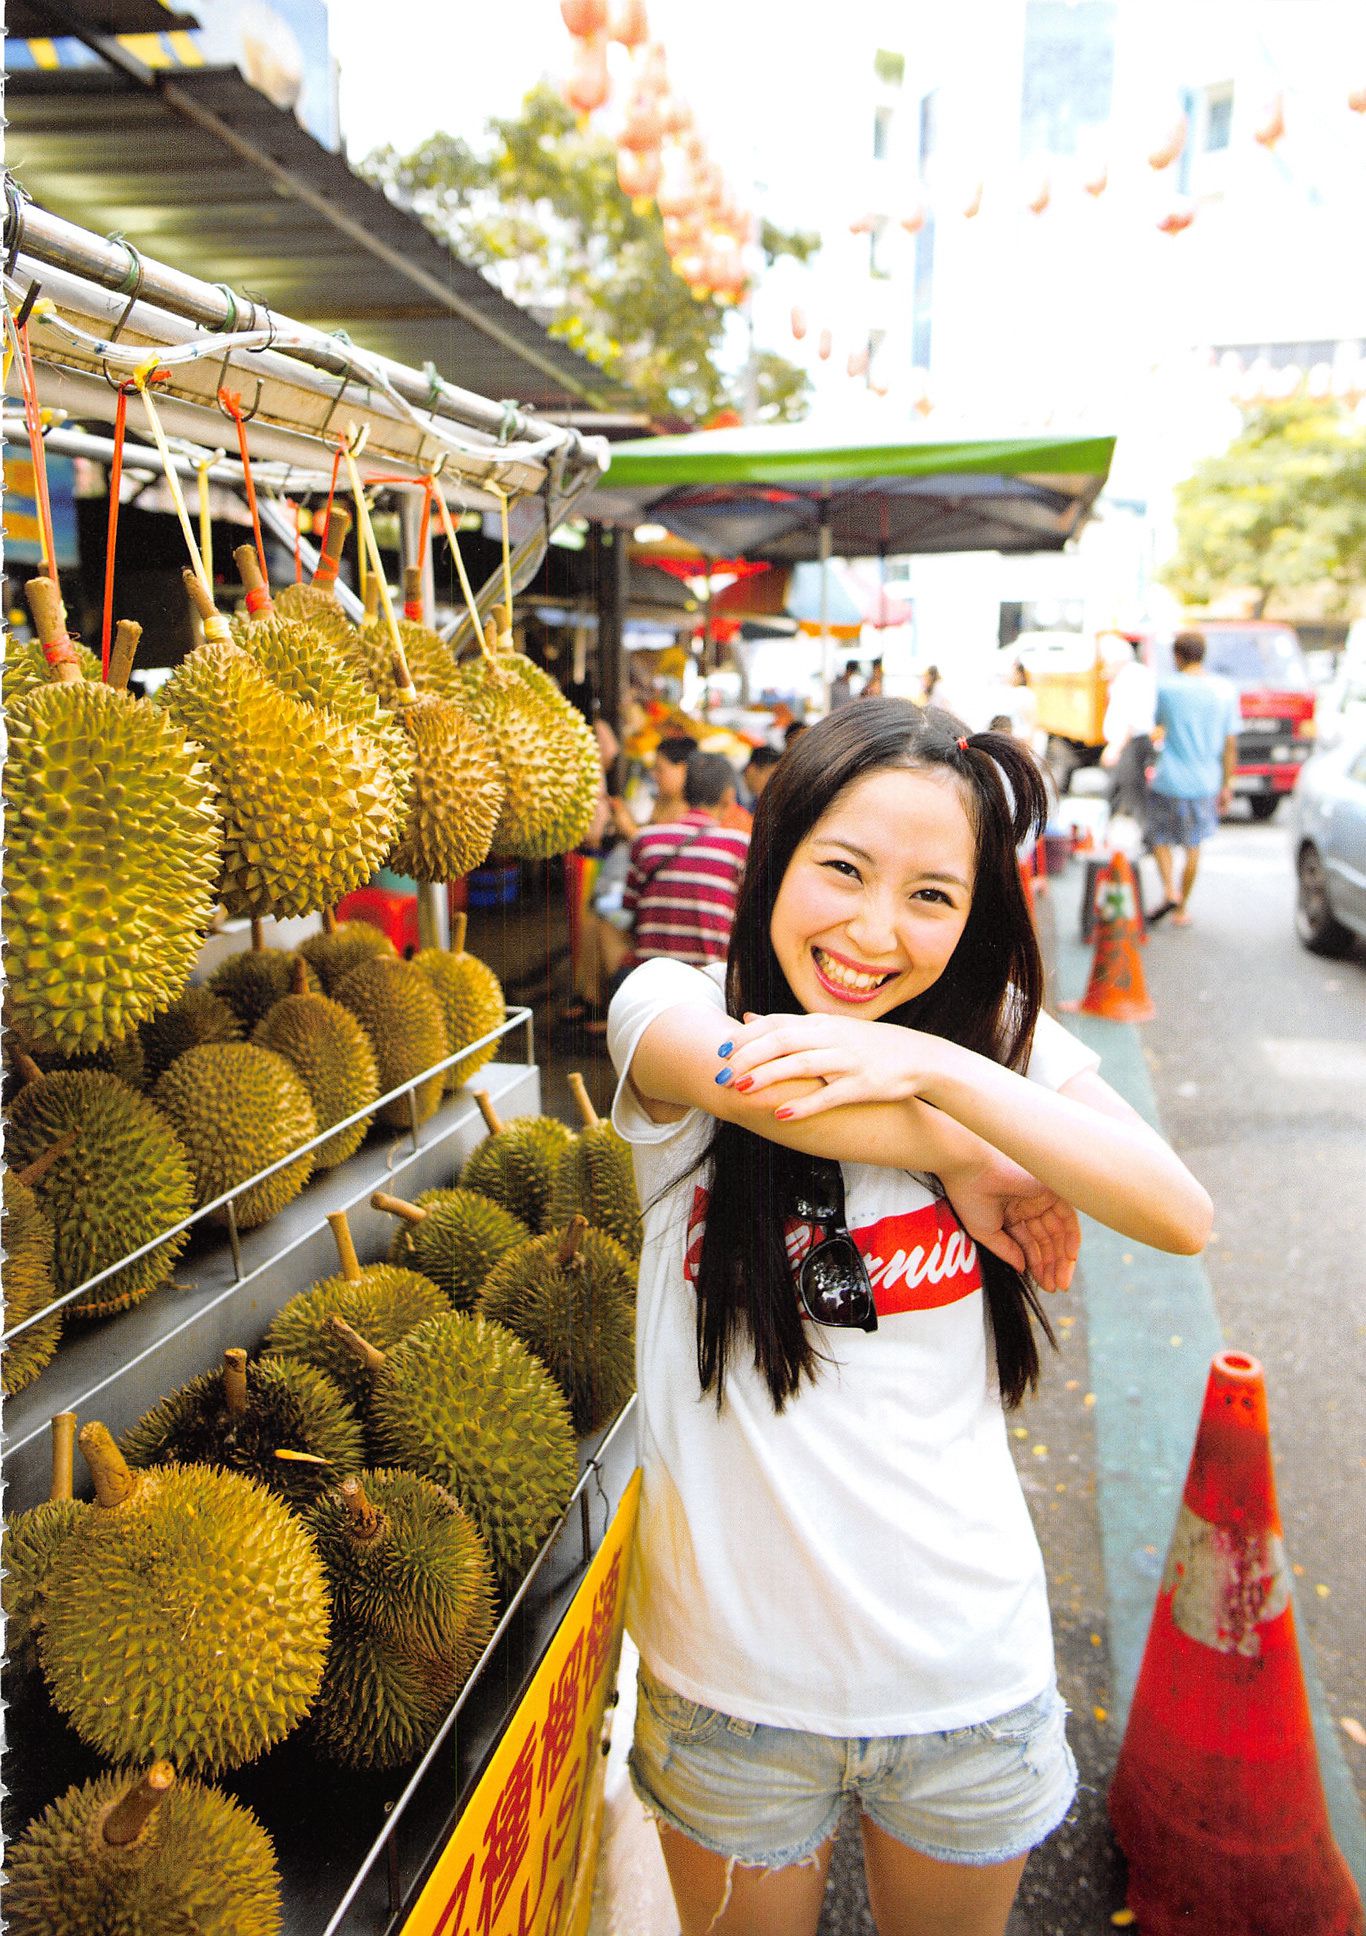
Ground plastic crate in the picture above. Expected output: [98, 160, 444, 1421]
[467, 863, 520, 908]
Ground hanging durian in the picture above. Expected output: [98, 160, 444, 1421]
[386, 648, 504, 881]
[372, 1185, 529, 1312]
[548, 1071, 642, 1257]
[456, 615, 599, 860]
[1, 1136, 74, 1394]
[460, 1091, 575, 1233]
[274, 505, 354, 636]
[8, 1019, 148, 1091]
[333, 954, 449, 1128]
[42, 1423, 330, 1774]
[207, 918, 322, 1030]
[138, 984, 242, 1087]
[261, 1210, 448, 1414]
[479, 1216, 636, 1435]
[414, 914, 505, 1091]
[122, 1348, 364, 1510]
[253, 958, 379, 1168]
[2, 1412, 84, 1685]
[6, 1059, 194, 1317]
[298, 907, 396, 994]
[3, 631, 101, 699]
[153, 1042, 317, 1229]
[307, 1470, 495, 1769]
[333, 1309, 578, 1589]
[160, 574, 399, 919]
[5, 586, 220, 1057]
[3, 1762, 283, 1936]
[346, 571, 463, 707]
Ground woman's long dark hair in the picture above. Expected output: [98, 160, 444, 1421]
[690, 699, 1055, 1413]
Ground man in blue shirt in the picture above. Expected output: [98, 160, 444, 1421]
[1146, 632, 1241, 926]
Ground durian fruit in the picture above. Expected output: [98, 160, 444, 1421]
[333, 954, 449, 1129]
[1, 1136, 74, 1394]
[3, 1762, 283, 1936]
[414, 914, 505, 1091]
[122, 1348, 363, 1510]
[3, 631, 102, 699]
[373, 1185, 530, 1312]
[460, 1091, 575, 1233]
[346, 587, 463, 707]
[549, 1071, 643, 1258]
[253, 959, 379, 1168]
[261, 1210, 448, 1413]
[160, 574, 399, 919]
[6, 1060, 194, 1316]
[153, 1042, 317, 1229]
[335, 1310, 578, 1589]
[42, 1422, 330, 1774]
[308, 1470, 495, 1769]
[5, 584, 221, 1056]
[11, 1022, 148, 1091]
[298, 907, 396, 995]
[479, 1216, 636, 1435]
[456, 616, 600, 860]
[386, 649, 504, 881]
[138, 985, 242, 1087]
[275, 505, 353, 629]
[207, 919, 322, 1030]
[2, 1412, 84, 1684]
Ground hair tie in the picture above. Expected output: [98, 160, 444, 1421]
[956, 736, 969, 751]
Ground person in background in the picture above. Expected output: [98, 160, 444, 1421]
[745, 744, 782, 806]
[1145, 632, 1240, 927]
[862, 660, 885, 699]
[1100, 636, 1157, 824]
[609, 735, 696, 841]
[623, 751, 750, 968]
[920, 664, 943, 706]
[829, 660, 861, 710]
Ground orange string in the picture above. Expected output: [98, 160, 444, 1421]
[218, 388, 267, 584]
[100, 384, 135, 680]
[291, 499, 303, 583]
[17, 321, 57, 576]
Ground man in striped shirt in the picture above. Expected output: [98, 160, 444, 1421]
[623, 752, 750, 966]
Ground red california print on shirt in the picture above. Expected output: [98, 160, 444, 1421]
[684, 1186, 980, 1317]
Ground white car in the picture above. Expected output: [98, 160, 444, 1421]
[1287, 731, 1366, 956]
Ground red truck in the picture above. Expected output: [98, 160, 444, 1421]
[1152, 620, 1316, 820]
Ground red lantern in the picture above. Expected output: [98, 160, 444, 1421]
[900, 197, 927, 234]
[659, 92, 692, 135]
[675, 250, 708, 286]
[695, 164, 725, 213]
[619, 87, 664, 151]
[617, 146, 661, 199]
[818, 328, 833, 361]
[662, 214, 700, 257]
[1082, 158, 1108, 197]
[1254, 93, 1285, 148]
[656, 153, 698, 220]
[1026, 171, 1050, 215]
[962, 178, 983, 219]
[1156, 199, 1195, 235]
[791, 304, 807, 341]
[560, 0, 607, 34]
[608, 0, 648, 47]
[1147, 113, 1187, 170]
[637, 41, 668, 92]
[563, 33, 610, 113]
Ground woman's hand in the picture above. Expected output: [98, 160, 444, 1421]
[941, 1151, 1081, 1294]
[719, 1011, 938, 1117]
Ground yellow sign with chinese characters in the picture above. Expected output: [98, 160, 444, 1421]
[402, 1469, 642, 1936]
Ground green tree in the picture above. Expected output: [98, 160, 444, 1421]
[364, 85, 815, 426]
[1163, 400, 1366, 615]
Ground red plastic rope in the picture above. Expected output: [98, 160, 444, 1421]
[291, 499, 303, 583]
[16, 321, 57, 577]
[218, 387, 267, 584]
[100, 383, 135, 680]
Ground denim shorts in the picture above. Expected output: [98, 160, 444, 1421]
[1145, 788, 1220, 848]
[629, 1666, 1077, 1871]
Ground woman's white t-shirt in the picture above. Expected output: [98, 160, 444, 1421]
[607, 957, 1100, 1737]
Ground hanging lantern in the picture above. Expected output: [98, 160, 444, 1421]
[617, 146, 661, 199]
[847, 347, 869, 378]
[1147, 113, 1187, 170]
[662, 214, 701, 257]
[695, 163, 726, 213]
[608, 0, 648, 47]
[962, 178, 984, 219]
[674, 250, 708, 286]
[1082, 158, 1108, 197]
[710, 243, 748, 301]
[682, 130, 707, 165]
[560, 0, 607, 35]
[791, 304, 808, 341]
[900, 196, 927, 234]
[619, 87, 664, 151]
[818, 328, 833, 361]
[637, 41, 668, 92]
[656, 152, 698, 220]
[1254, 93, 1285, 148]
[658, 91, 691, 136]
[1156, 199, 1195, 235]
[563, 33, 610, 113]
[1026, 171, 1051, 215]
[1349, 84, 1366, 113]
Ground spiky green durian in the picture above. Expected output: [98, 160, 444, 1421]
[387, 687, 504, 882]
[414, 918, 505, 1089]
[3, 634, 102, 699]
[479, 1218, 636, 1435]
[138, 986, 242, 1087]
[376, 1186, 530, 1312]
[354, 1310, 578, 1589]
[3, 1764, 283, 1936]
[153, 1043, 317, 1230]
[207, 943, 321, 1030]
[43, 1424, 330, 1774]
[122, 1349, 363, 1509]
[158, 637, 399, 919]
[6, 1067, 194, 1317]
[308, 1470, 495, 1768]
[333, 956, 449, 1128]
[348, 616, 463, 706]
[2, 1171, 62, 1394]
[297, 916, 396, 994]
[460, 1095, 575, 1233]
[548, 1072, 642, 1258]
[4, 676, 221, 1056]
[253, 974, 379, 1168]
[2, 1413, 83, 1683]
[13, 1028, 148, 1091]
[456, 634, 599, 860]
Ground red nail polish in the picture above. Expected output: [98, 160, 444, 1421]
[733, 1076, 753, 1092]
[774, 1105, 794, 1121]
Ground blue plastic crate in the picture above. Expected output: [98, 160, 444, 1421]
[467, 863, 520, 908]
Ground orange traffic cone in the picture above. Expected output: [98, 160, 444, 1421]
[1109, 1352, 1364, 1935]
[1061, 850, 1155, 1021]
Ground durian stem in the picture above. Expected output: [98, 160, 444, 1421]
[314, 506, 351, 589]
[182, 567, 232, 644]
[234, 542, 273, 617]
[250, 918, 266, 953]
[291, 957, 309, 997]
[11, 1051, 45, 1089]
[327, 1211, 364, 1283]
[323, 907, 339, 935]
[79, 1421, 139, 1509]
[49, 1411, 77, 1503]
[370, 1190, 427, 1227]
[567, 1073, 600, 1130]
[482, 616, 503, 660]
[103, 1763, 175, 1847]
[450, 913, 468, 956]
[23, 576, 83, 683]
[222, 1349, 249, 1417]
[557, 1215, 590, 1268]
[390, 647, 418, 705]
[339, 1474, 386, 1542]
[13, 1128, 79, 1188]
[473, 1091, 504, 1137]
[328, 1314, 386, 1372]
[107, 619, 142, 692]
[403, 564, 424, 621]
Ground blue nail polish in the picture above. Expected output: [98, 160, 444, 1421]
[714, 1068, 733, 1086]
[717, 1040, 734, 1058]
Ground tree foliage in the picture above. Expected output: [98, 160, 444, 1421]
[364, 85, 815, 425]
[1162, 400, 1366, 616]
